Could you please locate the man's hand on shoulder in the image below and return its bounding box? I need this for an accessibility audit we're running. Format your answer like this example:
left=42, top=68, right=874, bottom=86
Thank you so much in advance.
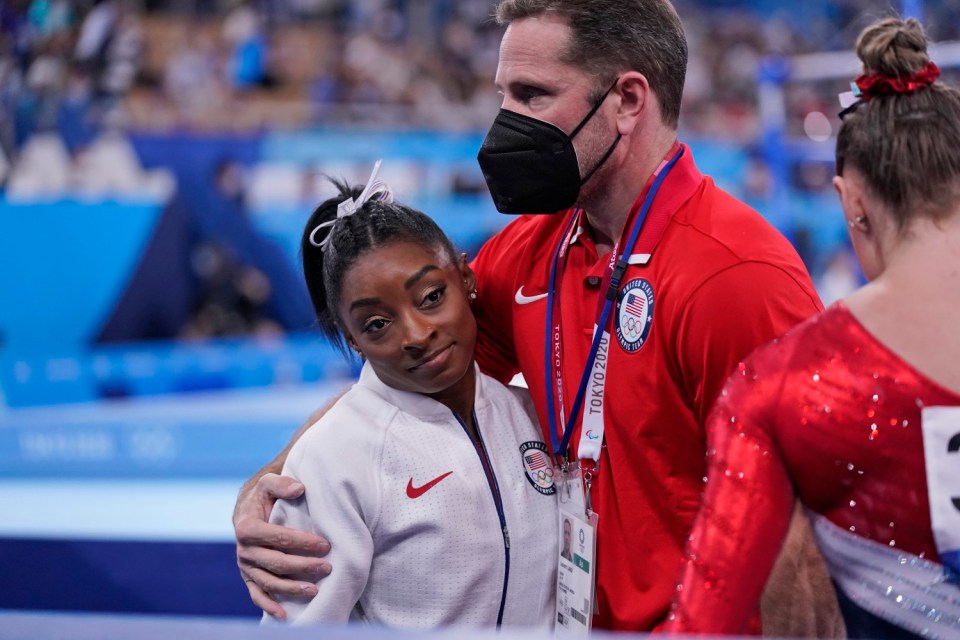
left=234, top=472, right=332, bottom=620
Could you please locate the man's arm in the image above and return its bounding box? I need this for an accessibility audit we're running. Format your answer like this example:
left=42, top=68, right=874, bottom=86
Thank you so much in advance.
left=233, top=394, right=343, bottom=619
left=674, top=263, right=842, bottom=637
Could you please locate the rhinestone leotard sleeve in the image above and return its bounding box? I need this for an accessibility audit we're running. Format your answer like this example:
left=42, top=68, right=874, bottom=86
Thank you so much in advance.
left=667, top=303, right=958, bottom=634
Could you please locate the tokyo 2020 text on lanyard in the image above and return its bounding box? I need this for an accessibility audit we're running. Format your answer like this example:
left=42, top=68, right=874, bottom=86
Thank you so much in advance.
left=543, top=146, right=684, bottom=492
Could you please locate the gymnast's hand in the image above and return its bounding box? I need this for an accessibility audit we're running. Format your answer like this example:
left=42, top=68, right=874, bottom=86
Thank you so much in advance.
left=234, top=471, right=332, bottom=619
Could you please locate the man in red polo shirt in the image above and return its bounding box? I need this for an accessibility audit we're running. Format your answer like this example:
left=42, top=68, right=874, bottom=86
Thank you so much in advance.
left=234, top=0, right=843, bottom=634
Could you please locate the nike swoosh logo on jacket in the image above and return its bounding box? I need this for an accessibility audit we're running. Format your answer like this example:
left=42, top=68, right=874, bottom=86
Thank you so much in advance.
left=406, top=471, right=453, bottom=498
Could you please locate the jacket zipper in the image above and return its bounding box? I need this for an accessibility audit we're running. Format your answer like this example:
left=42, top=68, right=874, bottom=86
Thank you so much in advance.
left=454, top=410, right=510, bottom=626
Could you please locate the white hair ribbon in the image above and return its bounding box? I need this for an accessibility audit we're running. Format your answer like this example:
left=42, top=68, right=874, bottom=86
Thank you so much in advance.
left=309, top=159, right=394, bottom=251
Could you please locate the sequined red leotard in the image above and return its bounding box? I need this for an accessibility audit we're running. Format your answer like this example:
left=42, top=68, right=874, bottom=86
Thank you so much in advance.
left=667, top=302, right=960, bottom=637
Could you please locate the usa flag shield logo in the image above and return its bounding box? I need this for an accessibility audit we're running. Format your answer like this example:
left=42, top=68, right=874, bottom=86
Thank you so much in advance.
left=519, top=441, right=556, bottom=495
left=615, top=278, right=654, bottom=353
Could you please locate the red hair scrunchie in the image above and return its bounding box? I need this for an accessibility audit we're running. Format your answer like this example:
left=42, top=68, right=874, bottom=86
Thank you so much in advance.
left=854, top=60, right=941, bottom=99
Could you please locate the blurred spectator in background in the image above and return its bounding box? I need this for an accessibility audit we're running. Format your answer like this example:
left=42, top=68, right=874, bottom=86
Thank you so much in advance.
left=178, top=157, right=314, bottom=340
left=74, top=0, right=142, bottom=118
left=162, top=24, right=228, bottom=127
left=223, top=0, right=272, bottom=92
left=180, top=242, right=283, bottom=340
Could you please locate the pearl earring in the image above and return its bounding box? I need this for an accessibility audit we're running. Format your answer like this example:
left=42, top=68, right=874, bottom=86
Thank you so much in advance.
left=847, top=215, right=868, bottom=230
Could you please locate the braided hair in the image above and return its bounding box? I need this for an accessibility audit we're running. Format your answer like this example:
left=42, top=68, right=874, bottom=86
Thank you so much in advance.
left=301, top=178, right=459, bottom=355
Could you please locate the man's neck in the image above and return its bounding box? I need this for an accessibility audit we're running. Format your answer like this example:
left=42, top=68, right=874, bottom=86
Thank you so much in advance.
left=586, top=210, right=628, bottom=258
left=582, top=133, right=678, bottom=257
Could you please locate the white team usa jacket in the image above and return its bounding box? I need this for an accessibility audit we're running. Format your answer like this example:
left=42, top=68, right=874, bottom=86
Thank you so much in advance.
left=267, top=362, right=559, bottom=628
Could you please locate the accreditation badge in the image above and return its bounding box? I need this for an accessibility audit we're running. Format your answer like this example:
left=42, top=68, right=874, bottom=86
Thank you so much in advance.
left=555, top=471, right=598, bottom=636
left=921, top=407, right=960, bottom=580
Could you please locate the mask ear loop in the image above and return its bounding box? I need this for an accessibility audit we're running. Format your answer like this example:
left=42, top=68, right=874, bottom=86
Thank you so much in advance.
left=567, top=78, right=619, bottom=141
left=569, top=78, right=622, bottom=187
left=579, top=133, right=622, bottom=186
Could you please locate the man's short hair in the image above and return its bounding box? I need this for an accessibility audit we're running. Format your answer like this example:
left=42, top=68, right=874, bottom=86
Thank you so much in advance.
left=496, top=0, right=688, bottom=128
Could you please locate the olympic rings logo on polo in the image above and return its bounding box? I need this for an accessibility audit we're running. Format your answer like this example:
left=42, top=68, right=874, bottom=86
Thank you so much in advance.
left=621, top=316, right=645, bottom=340
left=584, top=429, right=600, bottom=440
left=615, top=278, right=654, bottom=353
left=519, top=441, right=556, bottom=495
left=534, top=468, right=554, bottom=483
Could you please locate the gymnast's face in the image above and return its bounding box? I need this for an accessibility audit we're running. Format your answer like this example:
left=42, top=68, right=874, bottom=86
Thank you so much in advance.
left=338, top=241, right=478, bottom=409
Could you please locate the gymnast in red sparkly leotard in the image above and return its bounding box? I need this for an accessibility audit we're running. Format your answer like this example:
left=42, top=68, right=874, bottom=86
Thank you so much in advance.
left=668, top=17, right=960, bottom=639
left=669, top=303, right=960, bottom=637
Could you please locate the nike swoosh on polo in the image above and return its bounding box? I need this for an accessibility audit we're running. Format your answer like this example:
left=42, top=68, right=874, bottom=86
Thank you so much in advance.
left=515, top=287, right=549, bottom=305
left=406, top=471, right=454, bottom=499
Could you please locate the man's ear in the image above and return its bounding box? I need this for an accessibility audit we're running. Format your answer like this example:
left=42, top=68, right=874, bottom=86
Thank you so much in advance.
left=613, top=71, right=650, bottom=135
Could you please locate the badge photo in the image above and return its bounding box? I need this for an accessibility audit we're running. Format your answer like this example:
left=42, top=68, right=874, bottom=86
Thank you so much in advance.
left=615, top=278, right=654, bottom=353
left=519, top=441, right=556, bottom=495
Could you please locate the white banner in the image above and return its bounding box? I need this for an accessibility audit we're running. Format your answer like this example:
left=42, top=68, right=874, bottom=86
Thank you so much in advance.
left=921, top=406, right=960, bottom=576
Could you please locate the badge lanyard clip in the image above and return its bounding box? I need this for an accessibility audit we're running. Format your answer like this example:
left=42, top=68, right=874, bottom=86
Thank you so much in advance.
left=583, top=470, right=594, bottom=516
left=605, top=260, right=627, bottom=302
left=558, top=455, right=573, bottom=503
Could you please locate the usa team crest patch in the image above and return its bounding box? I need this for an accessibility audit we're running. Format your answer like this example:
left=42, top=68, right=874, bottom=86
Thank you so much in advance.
left=615, top=278, right=654, bottom=353
left=519, top=441, right=556, bottom=495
